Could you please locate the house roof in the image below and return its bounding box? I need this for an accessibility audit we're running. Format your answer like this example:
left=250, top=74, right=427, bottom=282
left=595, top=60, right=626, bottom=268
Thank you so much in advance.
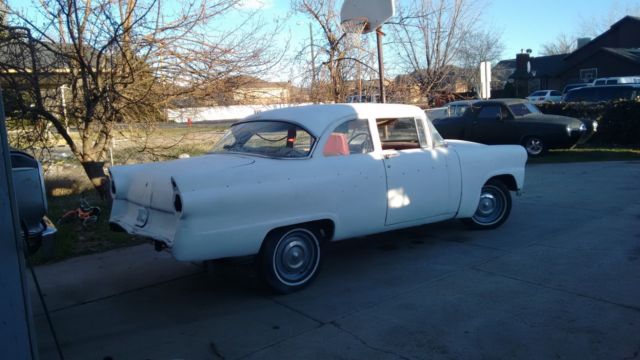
left=601, top=47, right=640, bottom=64
left=496, top=53, right=568, bottom=79
left=563, top=15, right=640, bottom=62
left=528, top=54, right=567, bottom=77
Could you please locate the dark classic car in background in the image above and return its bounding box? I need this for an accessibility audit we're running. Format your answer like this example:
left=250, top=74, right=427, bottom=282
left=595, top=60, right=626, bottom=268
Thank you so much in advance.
left=432, top=99, right=597, bottom=156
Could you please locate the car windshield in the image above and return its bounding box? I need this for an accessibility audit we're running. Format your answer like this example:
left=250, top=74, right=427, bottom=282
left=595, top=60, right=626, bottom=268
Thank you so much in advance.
left=509, top=103, right=541, bottom=116
left=211, top=121, right=316, bottom=158
left=530, top=91, right=546, bottom=97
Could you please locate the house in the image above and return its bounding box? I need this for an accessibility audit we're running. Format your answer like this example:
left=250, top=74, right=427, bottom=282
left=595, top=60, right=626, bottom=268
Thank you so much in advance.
left=227, top=76, right=292, bottom=105
left=493, top=15, right=640, bottom=95
left=558, top=16, right=640, bottom=84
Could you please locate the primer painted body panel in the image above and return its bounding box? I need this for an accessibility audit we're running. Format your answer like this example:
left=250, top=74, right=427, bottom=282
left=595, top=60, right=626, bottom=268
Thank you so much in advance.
left=109, top=104, right=526, bottom=261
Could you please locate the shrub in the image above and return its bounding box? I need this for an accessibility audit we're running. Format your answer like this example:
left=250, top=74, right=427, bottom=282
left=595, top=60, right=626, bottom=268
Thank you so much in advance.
left=536, top=100, right=640, bottom=147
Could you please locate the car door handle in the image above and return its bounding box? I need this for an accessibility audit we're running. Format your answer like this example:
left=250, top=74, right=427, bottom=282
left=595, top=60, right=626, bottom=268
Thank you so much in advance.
left=383, top=152, right=399, bottom=159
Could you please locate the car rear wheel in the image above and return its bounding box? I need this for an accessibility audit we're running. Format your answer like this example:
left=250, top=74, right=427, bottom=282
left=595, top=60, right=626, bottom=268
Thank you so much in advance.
left=463, top=179, right=512, bottom=230
left=523, top=136, right=546, bottom=157
left=260, top=227, right=321, bottom=294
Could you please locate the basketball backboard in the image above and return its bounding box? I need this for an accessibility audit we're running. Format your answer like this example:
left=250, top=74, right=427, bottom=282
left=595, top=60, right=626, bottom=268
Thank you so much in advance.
left=340, top=0, right=395, bottom=33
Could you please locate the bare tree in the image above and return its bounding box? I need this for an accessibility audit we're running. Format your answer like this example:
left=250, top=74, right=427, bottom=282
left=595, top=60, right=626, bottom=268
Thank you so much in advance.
left=578, top=2, right=640, bottom=38
left=292, top=0, right=375, bottom=103
left=389, top=0, right=485, bottom=100
left=456, top=29, right=504, bottom=93
left=540, top=33, right=576, bottom=55
left=0, top=0, right=283, bottom=198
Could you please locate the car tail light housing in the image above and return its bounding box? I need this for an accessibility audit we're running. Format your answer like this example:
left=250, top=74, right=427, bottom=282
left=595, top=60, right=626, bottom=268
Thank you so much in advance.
left=171, top=177, right=183, bottom=214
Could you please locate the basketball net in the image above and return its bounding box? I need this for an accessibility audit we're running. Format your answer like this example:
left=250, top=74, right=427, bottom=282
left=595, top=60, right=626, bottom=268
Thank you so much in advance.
left=341, top=17, right=369, bottom=49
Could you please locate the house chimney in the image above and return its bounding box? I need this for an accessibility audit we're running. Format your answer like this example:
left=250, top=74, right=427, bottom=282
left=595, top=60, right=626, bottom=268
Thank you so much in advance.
left=515, top=52, right=530, bottom=77
left=577, top=37, right=591, bottom=49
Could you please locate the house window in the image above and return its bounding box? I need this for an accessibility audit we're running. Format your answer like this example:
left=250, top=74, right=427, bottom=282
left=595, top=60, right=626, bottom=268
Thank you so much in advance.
left=580, top=68, right=598, bottom=82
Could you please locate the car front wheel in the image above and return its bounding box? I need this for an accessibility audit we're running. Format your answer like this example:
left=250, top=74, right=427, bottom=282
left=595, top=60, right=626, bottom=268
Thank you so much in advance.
left=463, top=179, right=512, bottom=230
left=260, top=227, right=321, bottom=293
left=523, top=136, right=546, bottom=157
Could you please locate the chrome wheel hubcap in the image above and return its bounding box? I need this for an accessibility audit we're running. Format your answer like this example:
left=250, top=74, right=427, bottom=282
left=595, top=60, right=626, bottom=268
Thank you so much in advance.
left=273, top=229, right=319, bottom=286
left=526, top=139, right=543, bottom=155
left=477, top=193, right=497, bottom=216
left=472, top=185, right=506, bottom=225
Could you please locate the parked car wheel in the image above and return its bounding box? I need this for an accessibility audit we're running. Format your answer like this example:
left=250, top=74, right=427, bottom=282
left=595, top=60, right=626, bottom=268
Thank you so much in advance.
left=260, top=227, right=321, bottom=293
left=463, top=179, right=512, bottom=230
left=523, top=136, right=546, bottom=157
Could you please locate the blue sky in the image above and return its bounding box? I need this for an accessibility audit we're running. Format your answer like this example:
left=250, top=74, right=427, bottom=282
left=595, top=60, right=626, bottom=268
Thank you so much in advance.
left=241, top=0, right=640, bottom=79
left=485, top=0, right=640, bottom=58
left=262, top=0, right=639, bottom=56
left=10, top=0, right=640, bottom=79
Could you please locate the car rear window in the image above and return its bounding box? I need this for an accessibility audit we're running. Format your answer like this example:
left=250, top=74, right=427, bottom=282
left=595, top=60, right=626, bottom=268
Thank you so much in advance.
left=449, top=104, right=470, bottom=116
left=211, top=121, right=315, bottom=158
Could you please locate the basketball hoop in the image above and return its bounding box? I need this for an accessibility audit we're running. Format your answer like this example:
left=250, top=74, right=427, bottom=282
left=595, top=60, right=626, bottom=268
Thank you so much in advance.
left=340, top=0, right=396, bottom=103
left=341, top=17, right=369, bottom=48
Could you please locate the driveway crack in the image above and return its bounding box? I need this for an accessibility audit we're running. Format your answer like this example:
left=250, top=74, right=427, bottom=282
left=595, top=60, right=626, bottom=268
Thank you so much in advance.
left=267, top=296, right=325, bottom=326
left=473, top=267, right=640, bottom=313
left=330, top=321, right=413, bottom=360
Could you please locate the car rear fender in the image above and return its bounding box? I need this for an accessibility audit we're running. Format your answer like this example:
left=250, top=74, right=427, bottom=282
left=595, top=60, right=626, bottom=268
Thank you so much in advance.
left=448, top=142, right=526, bottom=218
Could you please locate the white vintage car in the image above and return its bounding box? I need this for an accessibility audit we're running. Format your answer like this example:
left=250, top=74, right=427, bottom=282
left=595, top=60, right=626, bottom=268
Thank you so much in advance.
left=109, top=104, right=527, bottom=293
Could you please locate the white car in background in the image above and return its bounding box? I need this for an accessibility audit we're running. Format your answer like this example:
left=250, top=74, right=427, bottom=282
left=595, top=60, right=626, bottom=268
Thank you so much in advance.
left=109, top=104, right=527, bottom=293
left=526, top=90, right=563, bottom=104
left=592, top=76, right=640, bottom=85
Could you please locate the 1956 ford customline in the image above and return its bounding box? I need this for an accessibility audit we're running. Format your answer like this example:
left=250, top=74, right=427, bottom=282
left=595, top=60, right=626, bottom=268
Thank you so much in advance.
left=109, top=104, right=527, bottom=293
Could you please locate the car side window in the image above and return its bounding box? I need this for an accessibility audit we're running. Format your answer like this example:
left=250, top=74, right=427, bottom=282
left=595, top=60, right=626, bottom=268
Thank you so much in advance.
left=477, top=105, right=501, bottom=120
left=323, top=119, right=373, bottom=157
left=377, top=117, right=423, bottom=150
left=551, top=90, right=562, bottom=96
left=508, top=103, right=530, bottom=117
left=606, top=87, right=632, bottom=101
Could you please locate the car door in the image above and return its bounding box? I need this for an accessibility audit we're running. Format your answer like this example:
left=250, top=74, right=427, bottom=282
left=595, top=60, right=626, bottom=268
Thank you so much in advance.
left=467, top=104, right=507, bottom=144
left=377, top=117, right=452, bottom=225
left=320, top=119, right=388, bottom=235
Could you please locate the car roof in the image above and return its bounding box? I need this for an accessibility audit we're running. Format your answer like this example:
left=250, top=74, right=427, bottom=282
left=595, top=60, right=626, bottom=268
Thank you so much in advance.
left=243, top=103, right=426, bottom=137
left=568, top=83, right=640, bottom=92
left=445, top=100, right=479, bottom=106
left=471, top=98, right=529, bottom=106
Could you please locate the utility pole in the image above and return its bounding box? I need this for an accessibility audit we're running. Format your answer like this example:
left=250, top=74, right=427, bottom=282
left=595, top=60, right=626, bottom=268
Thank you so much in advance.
left=376, top=27, right=386, bottom=103
left=309, top=23, right=317, bottom=103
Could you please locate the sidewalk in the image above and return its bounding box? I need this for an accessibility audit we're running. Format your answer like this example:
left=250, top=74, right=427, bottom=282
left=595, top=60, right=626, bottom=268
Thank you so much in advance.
left=29, top=244, right=201, bottom=315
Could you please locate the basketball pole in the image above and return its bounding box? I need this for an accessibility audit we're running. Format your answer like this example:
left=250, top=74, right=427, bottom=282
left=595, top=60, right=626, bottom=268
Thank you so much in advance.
left=376, top=26, right=386, bottom=103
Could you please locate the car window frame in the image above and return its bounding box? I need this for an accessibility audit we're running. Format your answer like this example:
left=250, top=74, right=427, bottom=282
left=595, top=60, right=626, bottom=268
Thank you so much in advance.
left=376, top=117, right=427, bottom=151
left=210, top=120, right=318, bottom=160
left=322, top=118, right=374, bottom=157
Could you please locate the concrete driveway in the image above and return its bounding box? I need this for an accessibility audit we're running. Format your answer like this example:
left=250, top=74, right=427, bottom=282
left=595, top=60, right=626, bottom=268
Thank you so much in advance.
left=33, top=161, right=640, bottom=360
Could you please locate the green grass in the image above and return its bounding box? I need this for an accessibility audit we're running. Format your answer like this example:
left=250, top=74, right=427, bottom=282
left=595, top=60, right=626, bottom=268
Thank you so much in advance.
left=528, top=148, right=640, bottom=164
left=30, top=190, right=145, bottom=265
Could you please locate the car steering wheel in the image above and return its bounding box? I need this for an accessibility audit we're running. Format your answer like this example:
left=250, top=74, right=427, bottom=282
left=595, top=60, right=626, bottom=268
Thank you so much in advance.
left=348, top=133, right=372, bottom=153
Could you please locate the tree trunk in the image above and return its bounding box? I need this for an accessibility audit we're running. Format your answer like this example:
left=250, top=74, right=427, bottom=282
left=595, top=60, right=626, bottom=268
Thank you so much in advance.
left=80, top=161, right=110, bottom=200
